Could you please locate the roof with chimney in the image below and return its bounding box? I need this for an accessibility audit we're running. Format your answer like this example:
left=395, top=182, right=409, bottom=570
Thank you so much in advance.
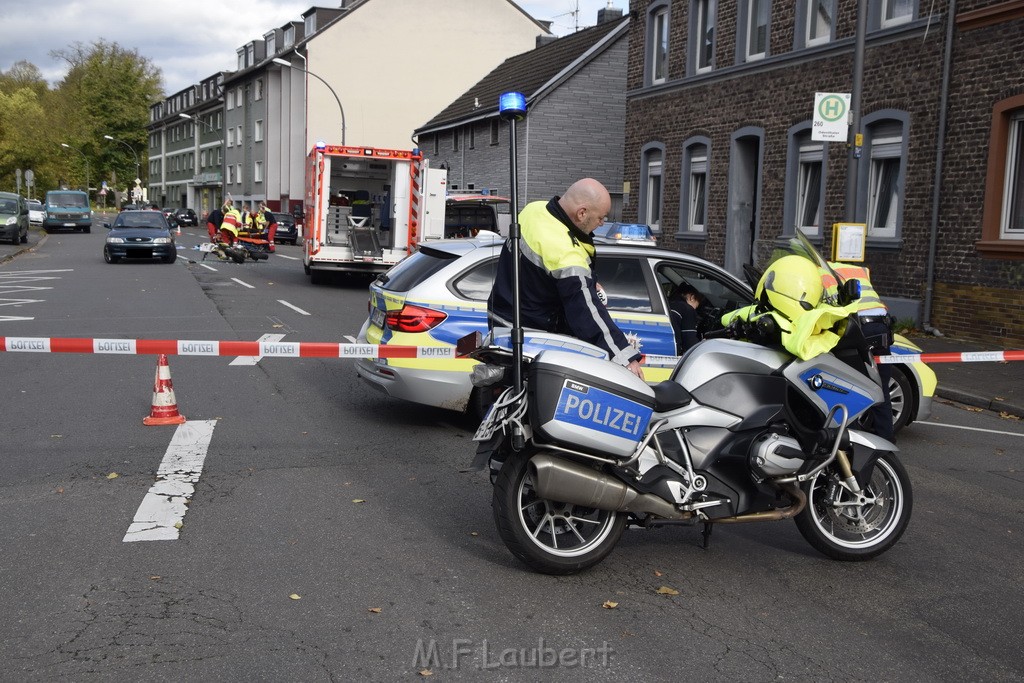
left=415, top=15, right=628, bottom=134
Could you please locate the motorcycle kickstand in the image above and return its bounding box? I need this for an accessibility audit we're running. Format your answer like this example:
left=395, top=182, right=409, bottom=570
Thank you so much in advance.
left=701, top=522, right=713, bottom=549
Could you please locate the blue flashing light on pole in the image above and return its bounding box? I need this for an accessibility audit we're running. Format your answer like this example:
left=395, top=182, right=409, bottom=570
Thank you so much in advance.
left=498, top=92, right=527, bottom=121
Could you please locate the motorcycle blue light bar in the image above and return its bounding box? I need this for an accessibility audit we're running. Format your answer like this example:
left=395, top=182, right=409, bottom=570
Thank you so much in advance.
left=498, top=92, right=527, bottom=120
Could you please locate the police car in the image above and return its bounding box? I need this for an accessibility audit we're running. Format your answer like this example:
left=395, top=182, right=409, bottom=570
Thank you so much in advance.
left=355, top=234, right=935, bottom=432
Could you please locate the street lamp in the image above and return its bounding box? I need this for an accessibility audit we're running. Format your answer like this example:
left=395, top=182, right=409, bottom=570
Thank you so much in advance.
left=179, top=112, right=218, bottom=133
left=103, top=134, right=141, bottom=184
left=59, top=143, right=90, bottom=194
left=272, top=57, right=346, bottom=144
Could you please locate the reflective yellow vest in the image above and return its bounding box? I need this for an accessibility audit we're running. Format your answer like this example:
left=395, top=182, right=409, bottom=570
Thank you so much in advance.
left=822, top=262, right=887, bottom=313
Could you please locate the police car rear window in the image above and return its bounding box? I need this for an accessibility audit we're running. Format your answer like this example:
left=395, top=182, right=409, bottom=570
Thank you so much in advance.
left=379, top=247, right=459, bottom=292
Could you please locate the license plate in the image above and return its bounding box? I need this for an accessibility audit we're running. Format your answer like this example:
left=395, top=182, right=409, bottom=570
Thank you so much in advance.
left=64, top=223, right=76, bottom=227
left=370, top=307, right=386, bottom=329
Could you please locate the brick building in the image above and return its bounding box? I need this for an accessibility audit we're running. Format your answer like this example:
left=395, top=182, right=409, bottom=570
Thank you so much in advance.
left=623, top=0, right=1024, bottom=346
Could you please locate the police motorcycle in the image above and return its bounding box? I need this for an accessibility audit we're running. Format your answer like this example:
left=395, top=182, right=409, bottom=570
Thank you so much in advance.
left=465, top=231, right=912, bottom=575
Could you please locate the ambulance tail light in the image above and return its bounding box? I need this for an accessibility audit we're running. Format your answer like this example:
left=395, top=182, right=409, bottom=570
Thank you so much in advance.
left=386, top=305, right=447, bottom=333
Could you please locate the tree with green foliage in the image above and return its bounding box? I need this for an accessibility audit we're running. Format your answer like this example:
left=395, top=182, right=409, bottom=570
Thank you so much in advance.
left=0, top=40, right=162, bottom=199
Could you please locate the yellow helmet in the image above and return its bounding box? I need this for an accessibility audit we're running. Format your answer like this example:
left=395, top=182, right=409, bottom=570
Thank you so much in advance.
left=755, top=255, right=823, bottom=320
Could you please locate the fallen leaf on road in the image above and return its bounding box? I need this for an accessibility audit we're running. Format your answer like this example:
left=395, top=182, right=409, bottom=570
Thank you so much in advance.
left=470, top=532, right=479, bottom=537
left=999, top=412, right=1021, bottom=420
left=289, top=594, right=302, bottom=600
left=418, top=670, right=433, bottom=677
left=654, top=569, right=663, bottom=577
left=368, top=607, right=382, bottom=613
left=602, top=601, right=619, bottom=609
left=174, top=521, right=183, bottom=529
left=353, top=499, right=365, bottom=504
left=55, top=486, right=65, bottom=495
left=107, top=472, right=119, bottom=479
left=656, top=586, right=680, bottom=596
left=149, top=576, right=161, bottom=581
left=995, top=396, right=1005, bottom=400
left=966, top=407, right=982, bottom=412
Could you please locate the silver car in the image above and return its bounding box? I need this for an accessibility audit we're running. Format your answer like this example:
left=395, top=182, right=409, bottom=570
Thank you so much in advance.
left=356, top=235, right=935, bottom=431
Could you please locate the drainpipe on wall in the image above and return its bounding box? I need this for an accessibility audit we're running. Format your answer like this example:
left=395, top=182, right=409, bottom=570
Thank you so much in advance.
left=922, top=0, right=956, bottom=336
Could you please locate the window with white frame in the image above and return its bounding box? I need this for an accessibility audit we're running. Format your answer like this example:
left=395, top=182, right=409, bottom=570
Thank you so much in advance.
left=236, top=87, right=243, bottom=107
left=284, top=26, right=294, bottom=48
left=304, top=14, right=316, bottom=36
left=805, top=0, right=835, bottom=46
left=254, top=161, right=263, bottom=183
left=866, top=121, right=903, bottom=239
left=643, top=148, right=664, bottom=232
left=237, top=126, right=243, bottom=146
left=227, top=165, right=233, bottom=184
left=255, top=120, right=263, bottom=142
left=693, top=0, right=716, bottom=74
left=744, top=0, right=769, bottom=61
left=236, top=164, right=242, bottom=185
left=226, top=90, right=234, bottom=110
left=246, top=45, right=254, bottom=66
left=796, top=141, right=824, bottom=235
left=255, top=79, right=263, bottom=101
left=266, top=34, right=276, bottom=55
left=649, top=5, right=669, bottom=84
left=689, top=148, right=707, bottom=233
left=201, top=150, right=207, bottom=168
left=227, top=128, right=234, bottom=147
left=237, top=51, right=244, bottom=71
left=1001, top=111, right=1024, bottom=239
left=881, top=0, right=913, bottom=27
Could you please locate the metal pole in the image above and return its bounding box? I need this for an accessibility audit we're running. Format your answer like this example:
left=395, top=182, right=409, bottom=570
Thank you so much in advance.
left=845, top=0, right=869, bottom=222
left=272, top=58, right=345, bottom=145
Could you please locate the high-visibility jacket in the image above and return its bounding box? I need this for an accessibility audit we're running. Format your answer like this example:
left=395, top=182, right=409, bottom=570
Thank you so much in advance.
left=822, top=262, right=888, bottom=314
left=488, top=198, right=641, bottom=367
left=220, top=208, right=242, bottom=237
left=722, top=298, right=860, bottom=361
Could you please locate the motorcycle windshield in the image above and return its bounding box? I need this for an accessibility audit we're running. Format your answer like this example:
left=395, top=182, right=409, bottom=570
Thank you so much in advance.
left=787, top=228, right=844, bottom=287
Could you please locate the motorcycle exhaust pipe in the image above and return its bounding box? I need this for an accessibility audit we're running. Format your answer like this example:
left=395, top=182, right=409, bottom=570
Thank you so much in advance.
left=713, top=482, right=807, bottom=524
left=529, top=454, right=686, bottom=521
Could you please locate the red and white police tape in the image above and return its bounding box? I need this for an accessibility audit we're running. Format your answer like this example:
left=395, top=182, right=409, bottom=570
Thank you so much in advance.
left=1, top=337, right=1021, bottom=366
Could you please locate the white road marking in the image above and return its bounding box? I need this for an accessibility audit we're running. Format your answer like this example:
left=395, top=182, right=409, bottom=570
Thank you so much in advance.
left=278, top=300, right=310, bottom=316
left=344, top=335, right=357, bottom=343
left=918, top=421, right=1024, bottom=438
left=275, top=253, right=300, bottom=260
left=231, top=277, right=255, bottom=289
left=123, top=419, right=217, bottom=542
left=230, top=332, right=285, bottom=365
left=0, top=269, right=70, bottom=322
left=199, top=263, right=217, bottom=271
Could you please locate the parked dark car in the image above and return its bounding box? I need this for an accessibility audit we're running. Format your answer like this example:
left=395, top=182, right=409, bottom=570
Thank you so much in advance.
left=103, top=210, right=177, bottom=264
left=271, top=212, right=299, bottom=245
left=0, top=192, right=29, bottom=244
left=174, top=208, right=198, bottom=226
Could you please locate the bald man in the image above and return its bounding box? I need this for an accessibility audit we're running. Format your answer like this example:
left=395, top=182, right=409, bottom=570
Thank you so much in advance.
left=488, top=178, right=644, bottom=379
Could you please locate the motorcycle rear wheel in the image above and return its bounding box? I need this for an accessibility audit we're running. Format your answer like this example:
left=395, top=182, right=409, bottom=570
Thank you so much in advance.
left=794, top=451, right=912, bottom=561
left=492, top=451, right=626, bottom=575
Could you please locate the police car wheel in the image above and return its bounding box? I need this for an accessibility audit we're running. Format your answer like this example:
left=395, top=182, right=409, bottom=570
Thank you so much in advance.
left=492, top=450, right=626, bottom=575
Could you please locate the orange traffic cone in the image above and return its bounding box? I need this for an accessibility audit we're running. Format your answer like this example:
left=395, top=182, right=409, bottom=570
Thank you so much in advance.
left=143, top=354, right=186, bottom=425
left=176, top=223, right=182, bottom=236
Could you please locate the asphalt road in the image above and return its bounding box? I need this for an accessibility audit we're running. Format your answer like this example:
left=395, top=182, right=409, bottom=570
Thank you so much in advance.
left=1, top=222, right=1022, bottom=681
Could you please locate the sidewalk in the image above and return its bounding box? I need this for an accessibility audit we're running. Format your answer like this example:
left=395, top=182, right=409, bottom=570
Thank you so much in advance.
left=907, top=333, right=1024, bottom=419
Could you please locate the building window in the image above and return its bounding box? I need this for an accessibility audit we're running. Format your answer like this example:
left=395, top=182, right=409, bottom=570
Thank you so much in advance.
left=432, top=135, right=438, bottom=156
left=304, top=14, right=316, bottom=36
left=255, top=119, right=263, bottom=142
left=237, top=126, right=243, bottom=146
left=680, top=138, right=710, bottom=234
left=881, top=0, right=914, bottom=27
left=254, top=161, right=263, bottom=183
left=201, top=150, right=207, bottom=168
left=796, top=143, right=824, bottom=236
left=641, top=144, right=665, bottom=232
left=237, top=51, right=244, bottom=71
left=236, top=87, right=243, bottom=107
left=741, top=0, right=769, bottom=62
left=255, top=79, right=263, bottom=101
left=490, top=120, right=499, bottom=146
left=980, top=97, right=1024, bottom=255
left=266, top=34, right=276, bottom=55
left=857, top=112, right=908, bottom=241
left=227, top=166, right=233, bottom=184
left=453, top=129, right=461, bottom=152
left=647, top=3, right=670, bottom=85
left=802, top=0, right=835, bottom=46
left=691, top=0, right=717, bottom=74
left=246, top=45, right=254, bottom=67
left=284, top=26, right=294, bottom=48
left=1000, top=112, right=1024, bottom=239
left=469, top=125, right=475, bottom=150
left=226, top=90, right=234, bottom=111
left=215, top=112, right=222, bottom=130
left=236, top=164, right=242, bottom=185
left=227, top=128, right=234, bottom=147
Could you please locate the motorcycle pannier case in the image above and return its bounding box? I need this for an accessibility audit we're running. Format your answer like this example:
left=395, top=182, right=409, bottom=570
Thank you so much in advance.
left=528, top=350, right=655, bottom=459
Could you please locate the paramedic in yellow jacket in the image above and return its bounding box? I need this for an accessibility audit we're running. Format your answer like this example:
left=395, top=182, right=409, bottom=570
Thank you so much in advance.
left=488, top=178, right=644, bottom=379
left=721, top=255, right=860, bottom=361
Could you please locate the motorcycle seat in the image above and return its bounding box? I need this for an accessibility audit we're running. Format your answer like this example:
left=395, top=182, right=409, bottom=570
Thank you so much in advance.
left=652, top=381, right=691, bottom=412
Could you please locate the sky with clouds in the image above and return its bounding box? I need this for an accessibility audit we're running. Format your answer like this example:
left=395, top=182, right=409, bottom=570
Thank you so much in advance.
left=0, top=1, right=622, bottom=95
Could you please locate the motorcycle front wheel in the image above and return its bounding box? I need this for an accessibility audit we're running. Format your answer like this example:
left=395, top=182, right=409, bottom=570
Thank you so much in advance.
left=492, top=451, right=626, bottom=575
left=794, top=451, right=912, bottom=561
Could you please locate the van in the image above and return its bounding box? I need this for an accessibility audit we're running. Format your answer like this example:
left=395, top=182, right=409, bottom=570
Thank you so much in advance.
left=43, top=190, right=92, bottom=233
